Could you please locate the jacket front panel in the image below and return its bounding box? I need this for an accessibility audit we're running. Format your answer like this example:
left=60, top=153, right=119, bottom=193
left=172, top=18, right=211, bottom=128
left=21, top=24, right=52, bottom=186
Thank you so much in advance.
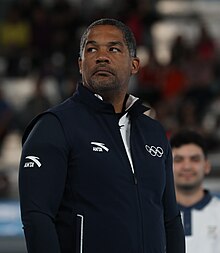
left=54, top=104, right=143, bottom=253
left=49, top=85, right=172, bottom=253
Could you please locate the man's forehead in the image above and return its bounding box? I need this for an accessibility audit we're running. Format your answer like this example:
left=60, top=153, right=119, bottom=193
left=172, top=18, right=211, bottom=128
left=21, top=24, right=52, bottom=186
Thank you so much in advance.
left=86, top=25, right=125, bottom=41
left=173, top=145, right=204, bottom=157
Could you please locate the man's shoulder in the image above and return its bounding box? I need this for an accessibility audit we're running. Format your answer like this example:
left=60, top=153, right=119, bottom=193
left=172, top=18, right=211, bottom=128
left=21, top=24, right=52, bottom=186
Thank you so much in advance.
left=21, top=95, right=81, bottom=145
left=210, top=195, right=220, bottom=206
left=49, top=96, right=78, bottom=113
left=140, top=111, right=167, bottom=134
left=200, top=194, right=220, bottom=215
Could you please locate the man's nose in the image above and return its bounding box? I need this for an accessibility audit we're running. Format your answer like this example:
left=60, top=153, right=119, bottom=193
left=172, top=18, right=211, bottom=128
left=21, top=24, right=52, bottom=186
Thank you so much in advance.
left=96, top=50, right=110, bottom=64
left=182, top=160, right=192, bottom=170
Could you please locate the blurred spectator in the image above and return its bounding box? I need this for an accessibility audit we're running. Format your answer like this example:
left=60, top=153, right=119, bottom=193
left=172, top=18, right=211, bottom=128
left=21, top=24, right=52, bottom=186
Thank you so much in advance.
left=0, top=87, right=14, bottom=155
left=48, top=0, right=82, bottom=98
left=125, top=5, right=145, bottom=45
left=49, top=0, right=78, bottom=57
left=176, top=99, right=202, bottom=132
left=153, top=99, right=178, bottom=137
left=202, top=92, right=220, bottom=150
left=182, top=83, right=214, bottom=126
left=0, top=172, right=10, bottom=198
left=161, top=62, right=188, bottom=102
left=137, top=49, right=163, bottom=106
left=170, top=35, right=190, bottom=65
left=183, top=22, right=216, bottom=111
left=0, top=5, right=31, bottom=48
left=194, top=22, right=217, bottom=63
left=30, top=3, right=52, bottom=70
left=19, top=76, right=52, bottom=130
left=0, top=4, right=31, bottom=76
left=18, top=0, right=35, bottom=21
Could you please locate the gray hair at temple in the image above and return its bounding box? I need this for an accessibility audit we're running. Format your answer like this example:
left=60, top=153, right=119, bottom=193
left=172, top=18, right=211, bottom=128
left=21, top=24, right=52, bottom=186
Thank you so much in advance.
left=79, top=18, right=137, bottom=58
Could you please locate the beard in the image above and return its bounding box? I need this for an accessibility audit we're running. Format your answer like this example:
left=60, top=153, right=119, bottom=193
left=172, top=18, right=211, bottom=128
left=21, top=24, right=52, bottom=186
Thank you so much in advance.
left=176, top=178, right=203, bottom=193
left=86, top=74, right=122, bottom=94
left=177, top=184, right=198, bottom=192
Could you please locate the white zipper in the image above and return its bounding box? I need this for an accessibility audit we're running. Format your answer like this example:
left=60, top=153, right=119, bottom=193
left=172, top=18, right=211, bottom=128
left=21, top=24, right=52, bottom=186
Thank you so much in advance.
left=77, top=214, right=84, bottom=253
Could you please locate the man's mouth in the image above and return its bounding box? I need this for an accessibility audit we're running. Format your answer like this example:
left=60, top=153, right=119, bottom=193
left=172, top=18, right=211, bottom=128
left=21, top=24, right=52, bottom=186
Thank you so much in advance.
left=93, top=68, right=114, bottom=76
left=180, top=172, right=195, bottom=180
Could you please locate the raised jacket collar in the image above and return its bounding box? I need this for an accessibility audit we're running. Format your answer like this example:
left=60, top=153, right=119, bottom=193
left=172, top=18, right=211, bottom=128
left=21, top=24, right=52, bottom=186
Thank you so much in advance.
left=73, top=83, right=150, bottom=117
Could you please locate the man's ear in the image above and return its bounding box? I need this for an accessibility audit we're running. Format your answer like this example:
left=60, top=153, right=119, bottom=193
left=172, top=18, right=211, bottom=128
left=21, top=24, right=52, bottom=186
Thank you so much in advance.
left=131, top=57, right=140, bottom=75
left=78, top=57, right=82, bottom=74
left=204, top=160, right=211, bottom=175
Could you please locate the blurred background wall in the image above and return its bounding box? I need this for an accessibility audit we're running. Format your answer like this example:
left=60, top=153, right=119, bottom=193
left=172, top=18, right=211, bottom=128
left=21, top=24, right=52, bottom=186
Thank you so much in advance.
left=1, top=0, right=220, bottom=252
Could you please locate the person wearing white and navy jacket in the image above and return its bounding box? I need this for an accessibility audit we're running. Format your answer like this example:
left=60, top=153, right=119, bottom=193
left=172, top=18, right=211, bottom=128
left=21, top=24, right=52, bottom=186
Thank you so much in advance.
left=19, top=18, right=185, bottom=253
left=170, top=129, right=220, bottom=253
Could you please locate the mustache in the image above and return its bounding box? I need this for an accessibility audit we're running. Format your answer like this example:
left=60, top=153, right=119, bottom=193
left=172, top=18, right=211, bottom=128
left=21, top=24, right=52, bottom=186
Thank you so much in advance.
left=92, top=65, right=115, bottom=75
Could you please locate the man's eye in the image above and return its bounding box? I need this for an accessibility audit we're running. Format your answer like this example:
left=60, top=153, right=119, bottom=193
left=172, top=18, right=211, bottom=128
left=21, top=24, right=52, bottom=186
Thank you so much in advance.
left=110, top=47, right=120, bottom=52
left=174, top=157, right=183, bottom=163
left=87, top=48, right=97, bottom=52
left=191, top=157, right=201, bottom=162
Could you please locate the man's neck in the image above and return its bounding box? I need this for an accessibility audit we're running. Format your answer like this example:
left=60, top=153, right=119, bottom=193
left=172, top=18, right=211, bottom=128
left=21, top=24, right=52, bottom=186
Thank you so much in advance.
left=176, top=187, right=205, bottom=207
left=97, top=90, right=127, bottom=113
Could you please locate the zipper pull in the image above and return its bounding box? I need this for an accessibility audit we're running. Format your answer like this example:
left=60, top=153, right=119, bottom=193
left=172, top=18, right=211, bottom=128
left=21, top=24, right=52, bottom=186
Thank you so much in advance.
left=133, top=173, right=138, bottom=185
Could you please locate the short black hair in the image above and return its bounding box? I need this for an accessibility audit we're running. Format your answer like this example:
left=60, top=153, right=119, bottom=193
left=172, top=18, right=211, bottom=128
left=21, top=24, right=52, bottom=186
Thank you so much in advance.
left=170, top=129, right=208, bottom=158
left=79, top=18, right=137, bottom=58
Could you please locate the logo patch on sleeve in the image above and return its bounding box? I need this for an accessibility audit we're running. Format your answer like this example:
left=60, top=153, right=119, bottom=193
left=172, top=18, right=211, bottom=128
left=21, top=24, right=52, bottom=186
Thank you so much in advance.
left=24, top=156, right=42, bottom=168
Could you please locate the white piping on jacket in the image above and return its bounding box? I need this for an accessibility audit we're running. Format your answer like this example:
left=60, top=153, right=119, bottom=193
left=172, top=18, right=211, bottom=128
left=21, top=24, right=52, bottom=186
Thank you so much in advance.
left=77, top=214, right=84, bottom=253
left=119, top=112, right=135, bottom=174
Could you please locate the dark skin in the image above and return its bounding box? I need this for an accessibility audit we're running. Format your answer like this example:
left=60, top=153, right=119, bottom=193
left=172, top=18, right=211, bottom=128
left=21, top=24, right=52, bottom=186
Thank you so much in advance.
left=78, top=25, right=140, bottom=113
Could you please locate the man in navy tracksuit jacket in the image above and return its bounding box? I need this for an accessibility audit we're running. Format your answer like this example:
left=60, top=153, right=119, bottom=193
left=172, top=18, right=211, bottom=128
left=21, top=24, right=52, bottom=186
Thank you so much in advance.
left=19, top=18, right=185, bottom=253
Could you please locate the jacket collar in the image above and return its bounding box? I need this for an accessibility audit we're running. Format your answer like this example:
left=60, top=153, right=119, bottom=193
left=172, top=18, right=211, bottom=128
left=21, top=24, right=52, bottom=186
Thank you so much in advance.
left=178, top=190, right=212, bottom=211
left=73, top=83, right=150, bottom=117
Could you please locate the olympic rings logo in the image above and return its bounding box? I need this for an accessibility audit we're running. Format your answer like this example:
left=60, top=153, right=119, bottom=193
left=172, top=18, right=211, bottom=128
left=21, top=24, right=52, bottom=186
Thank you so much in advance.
left=145, top=145, right=164, bottom=157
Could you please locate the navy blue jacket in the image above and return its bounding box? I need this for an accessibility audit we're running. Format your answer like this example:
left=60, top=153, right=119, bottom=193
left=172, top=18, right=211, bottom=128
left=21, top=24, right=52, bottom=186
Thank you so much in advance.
left=19, top=84, right=185, bottom=253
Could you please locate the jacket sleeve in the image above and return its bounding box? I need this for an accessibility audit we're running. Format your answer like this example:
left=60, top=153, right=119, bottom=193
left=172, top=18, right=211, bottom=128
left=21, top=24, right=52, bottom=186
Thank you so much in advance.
left=163, top=143, right=185, bottom=253
left=19, top=113, right=69, bottom=253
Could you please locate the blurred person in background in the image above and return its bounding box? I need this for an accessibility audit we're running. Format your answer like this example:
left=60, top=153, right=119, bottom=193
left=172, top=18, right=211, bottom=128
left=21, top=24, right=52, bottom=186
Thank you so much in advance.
left=170, top=129, right=220, bottom=253
left=0, top=87, right=14, bottom=198
left=19, top=18, right=185, bottom=253
left=18, top=75, right=52, bottom=131
left=0, top=87, right=14, bottom=155
left=0, top=171, right=10, bottom=198
left=0, top=3, right=31, bottom=76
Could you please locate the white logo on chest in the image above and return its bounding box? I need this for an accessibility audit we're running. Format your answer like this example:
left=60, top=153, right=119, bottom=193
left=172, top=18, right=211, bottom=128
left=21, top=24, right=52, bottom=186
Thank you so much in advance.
left=145, top=145, right=164, bottom=157
left=91, top=142, right=109, bottom=152
left=207, top=225, right=218, bottom=239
